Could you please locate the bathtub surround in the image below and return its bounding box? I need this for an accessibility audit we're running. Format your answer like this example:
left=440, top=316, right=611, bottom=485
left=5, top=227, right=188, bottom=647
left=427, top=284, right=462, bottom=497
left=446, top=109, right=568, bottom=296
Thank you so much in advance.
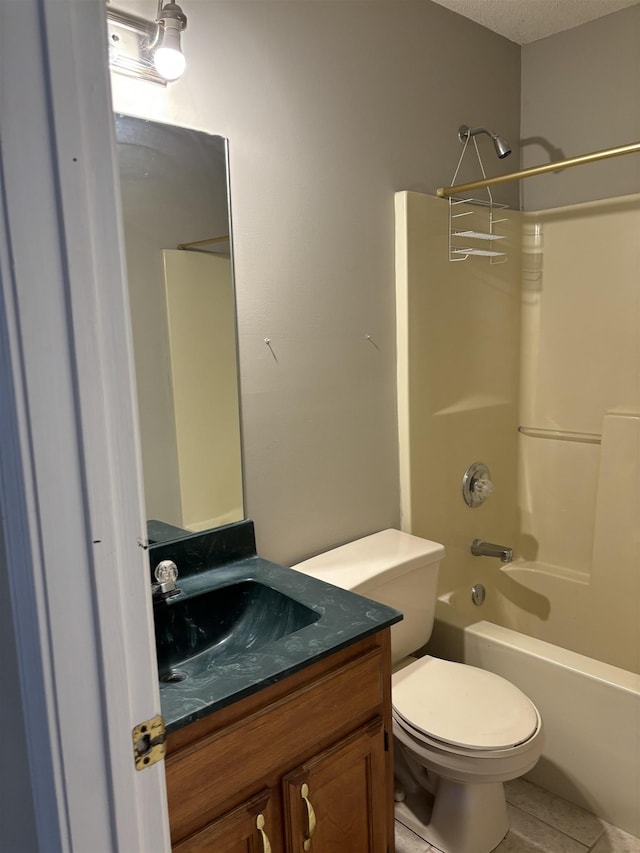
left=396, top=189, right=640, bottom=834
left=517, top=197, right=640, bottom=673
left=396, top=191, right=640, bottom=669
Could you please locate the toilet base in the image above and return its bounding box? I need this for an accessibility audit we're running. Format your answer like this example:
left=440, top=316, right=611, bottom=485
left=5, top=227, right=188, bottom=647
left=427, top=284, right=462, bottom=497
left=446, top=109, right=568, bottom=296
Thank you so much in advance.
left=395, top=778, right=509, bottom=853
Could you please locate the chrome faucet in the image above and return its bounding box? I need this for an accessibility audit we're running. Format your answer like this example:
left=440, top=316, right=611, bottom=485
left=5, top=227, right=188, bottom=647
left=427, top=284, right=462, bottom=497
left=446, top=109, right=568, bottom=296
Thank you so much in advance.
left=470, top=539, right=513, bottom=563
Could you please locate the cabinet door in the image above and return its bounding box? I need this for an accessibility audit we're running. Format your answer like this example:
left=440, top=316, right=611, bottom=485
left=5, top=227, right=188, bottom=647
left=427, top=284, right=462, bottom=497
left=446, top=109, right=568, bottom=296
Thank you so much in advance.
left=173, top=788, right=276, bottom=853
left=282, top=718, right=387, bottom=853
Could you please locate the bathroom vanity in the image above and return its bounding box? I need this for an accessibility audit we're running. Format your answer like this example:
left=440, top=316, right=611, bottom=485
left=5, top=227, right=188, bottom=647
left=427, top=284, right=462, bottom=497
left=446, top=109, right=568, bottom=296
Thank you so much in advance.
left=165, top=629, right=393, bottom=851
left=150, top=522, right=400, bottom=852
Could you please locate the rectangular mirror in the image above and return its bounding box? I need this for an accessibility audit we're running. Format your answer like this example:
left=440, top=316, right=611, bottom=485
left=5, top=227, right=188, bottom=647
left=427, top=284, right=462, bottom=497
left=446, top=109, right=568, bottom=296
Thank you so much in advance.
left=115, top=114, right=244, bottom=544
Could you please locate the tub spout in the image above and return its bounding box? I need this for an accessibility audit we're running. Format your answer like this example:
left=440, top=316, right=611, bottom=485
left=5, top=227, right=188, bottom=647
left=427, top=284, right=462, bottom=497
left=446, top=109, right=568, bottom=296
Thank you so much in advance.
left=471, top=539, right=513, bottom=563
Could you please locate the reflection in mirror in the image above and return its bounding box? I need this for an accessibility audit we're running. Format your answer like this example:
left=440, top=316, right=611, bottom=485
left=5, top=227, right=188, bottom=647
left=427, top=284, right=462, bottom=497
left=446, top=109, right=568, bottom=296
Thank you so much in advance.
left=115, top=114, right=244, bottom=544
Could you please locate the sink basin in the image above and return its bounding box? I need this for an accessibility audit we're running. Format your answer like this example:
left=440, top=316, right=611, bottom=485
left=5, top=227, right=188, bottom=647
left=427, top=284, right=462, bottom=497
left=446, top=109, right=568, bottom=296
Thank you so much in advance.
left=154, top=580, right=320, bottom=676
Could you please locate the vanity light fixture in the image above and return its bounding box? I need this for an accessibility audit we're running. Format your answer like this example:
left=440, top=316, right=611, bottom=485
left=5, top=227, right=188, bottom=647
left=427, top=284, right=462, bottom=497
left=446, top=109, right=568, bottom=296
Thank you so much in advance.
left=106, top=0, right=187, bottom=85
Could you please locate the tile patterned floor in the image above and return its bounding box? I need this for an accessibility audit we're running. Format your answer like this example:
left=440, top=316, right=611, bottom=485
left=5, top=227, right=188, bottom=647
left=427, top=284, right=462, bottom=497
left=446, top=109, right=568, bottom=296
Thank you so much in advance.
left=395, top=778, right=640, bottom=853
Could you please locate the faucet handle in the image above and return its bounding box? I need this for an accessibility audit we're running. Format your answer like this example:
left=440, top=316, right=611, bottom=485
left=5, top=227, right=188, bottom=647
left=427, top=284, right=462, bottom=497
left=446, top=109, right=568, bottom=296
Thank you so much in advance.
left=473, top=477, right=494, bottom=500
left=152, top=560, right=180, bottom=600
left=154, top=559, right=178, bottom=585
left=462, top=462, right=493, bottom=507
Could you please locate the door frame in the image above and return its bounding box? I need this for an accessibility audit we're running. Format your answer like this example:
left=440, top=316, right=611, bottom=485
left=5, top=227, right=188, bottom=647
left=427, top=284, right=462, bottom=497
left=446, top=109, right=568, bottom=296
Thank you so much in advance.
left=0, top=0, right=170, bottom=848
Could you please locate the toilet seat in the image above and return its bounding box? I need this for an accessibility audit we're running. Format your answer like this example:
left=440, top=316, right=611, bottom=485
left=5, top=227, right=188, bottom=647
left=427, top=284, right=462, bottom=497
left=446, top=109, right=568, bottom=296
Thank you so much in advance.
left=392, top=656, right=539, bottom=751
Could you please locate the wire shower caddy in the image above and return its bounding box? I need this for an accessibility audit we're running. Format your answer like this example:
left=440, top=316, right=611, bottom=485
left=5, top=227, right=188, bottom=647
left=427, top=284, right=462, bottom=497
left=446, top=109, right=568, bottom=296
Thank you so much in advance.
left=447, top=135, right=509, bottom=263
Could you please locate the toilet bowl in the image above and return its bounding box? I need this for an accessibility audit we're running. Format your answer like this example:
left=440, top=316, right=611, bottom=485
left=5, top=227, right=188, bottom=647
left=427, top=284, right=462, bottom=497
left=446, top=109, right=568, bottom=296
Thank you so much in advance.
left=392, top=655, right=543, bottom=853
left=293, top=529, right=544, bottom=853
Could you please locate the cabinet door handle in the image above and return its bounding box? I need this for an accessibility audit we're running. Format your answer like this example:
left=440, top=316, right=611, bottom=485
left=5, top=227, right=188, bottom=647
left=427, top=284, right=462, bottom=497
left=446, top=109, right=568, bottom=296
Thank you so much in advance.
left=300, top=783, right=316, bottom=851
left=256, top=813, right=272, bottom=853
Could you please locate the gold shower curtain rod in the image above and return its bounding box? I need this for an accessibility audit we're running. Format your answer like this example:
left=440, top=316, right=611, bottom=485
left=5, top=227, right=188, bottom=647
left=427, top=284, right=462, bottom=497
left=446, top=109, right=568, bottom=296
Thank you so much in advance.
left=177, top=235, right=229, bottom=250
left=436, top=140, right=640, bottom=199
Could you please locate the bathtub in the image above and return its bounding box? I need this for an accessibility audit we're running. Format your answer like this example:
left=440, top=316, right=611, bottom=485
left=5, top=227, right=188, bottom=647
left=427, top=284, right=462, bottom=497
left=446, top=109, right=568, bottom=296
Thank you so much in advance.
left=427, top=588, right=640, bottom=837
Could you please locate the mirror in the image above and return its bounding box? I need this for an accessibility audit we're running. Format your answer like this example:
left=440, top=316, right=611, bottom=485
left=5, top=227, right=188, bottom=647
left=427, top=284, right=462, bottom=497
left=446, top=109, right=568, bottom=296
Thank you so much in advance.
left=115, top=114, right=243, bottom=545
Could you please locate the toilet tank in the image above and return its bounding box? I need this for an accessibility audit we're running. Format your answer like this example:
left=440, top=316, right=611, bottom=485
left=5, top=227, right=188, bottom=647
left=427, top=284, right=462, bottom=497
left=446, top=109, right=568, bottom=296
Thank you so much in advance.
left=292, top=529, right=445, bottom=664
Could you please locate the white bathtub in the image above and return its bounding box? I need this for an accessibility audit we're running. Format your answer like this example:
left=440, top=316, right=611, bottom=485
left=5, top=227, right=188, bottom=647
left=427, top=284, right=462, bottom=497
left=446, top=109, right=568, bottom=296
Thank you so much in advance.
left=427, top=589, right=640, bottom=837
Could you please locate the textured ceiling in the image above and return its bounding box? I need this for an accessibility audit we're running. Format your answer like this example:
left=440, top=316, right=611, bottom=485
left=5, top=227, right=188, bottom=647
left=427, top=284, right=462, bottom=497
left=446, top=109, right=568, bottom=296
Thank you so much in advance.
left=431, top=0, right=640, bottom=43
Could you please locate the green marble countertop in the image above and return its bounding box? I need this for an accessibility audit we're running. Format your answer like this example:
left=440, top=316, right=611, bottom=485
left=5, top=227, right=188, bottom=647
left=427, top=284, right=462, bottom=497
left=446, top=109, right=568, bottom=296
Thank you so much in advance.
left=149, top=523, right=401, bottom=733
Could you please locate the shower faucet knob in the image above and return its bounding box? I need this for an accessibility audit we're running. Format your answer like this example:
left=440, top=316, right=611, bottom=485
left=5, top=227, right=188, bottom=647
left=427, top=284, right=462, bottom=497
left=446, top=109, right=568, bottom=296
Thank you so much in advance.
left=473, top=477, right=493, bottom=500
left=462, top=462, right=493, bottom=507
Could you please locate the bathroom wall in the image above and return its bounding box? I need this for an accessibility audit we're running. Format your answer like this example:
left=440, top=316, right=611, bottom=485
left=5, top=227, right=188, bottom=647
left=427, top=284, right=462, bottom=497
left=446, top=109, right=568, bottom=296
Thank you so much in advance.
left=111, top=0, right=520, bottom=565
left=521, top=4, right=640, bottom=211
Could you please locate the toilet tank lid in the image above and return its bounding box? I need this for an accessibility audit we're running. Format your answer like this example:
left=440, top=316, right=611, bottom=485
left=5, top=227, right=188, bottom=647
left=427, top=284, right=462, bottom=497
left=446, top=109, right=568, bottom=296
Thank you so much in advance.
left=292, top=529, right=445, bottom=592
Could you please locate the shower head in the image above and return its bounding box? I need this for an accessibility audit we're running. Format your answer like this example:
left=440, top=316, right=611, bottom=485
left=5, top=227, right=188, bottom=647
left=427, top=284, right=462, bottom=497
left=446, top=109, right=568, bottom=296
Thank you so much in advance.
left=459, top=125, right=512, bottom=159
left=493, top=134, right=512, bottom=159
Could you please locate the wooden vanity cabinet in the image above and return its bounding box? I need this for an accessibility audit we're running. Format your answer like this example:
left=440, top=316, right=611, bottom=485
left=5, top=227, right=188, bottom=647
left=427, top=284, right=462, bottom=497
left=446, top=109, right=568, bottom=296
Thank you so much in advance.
left=165, top=630, right=394, bottom=853
left=172, top=788, right=277, bottom=853
left=282, top=717, right=387, bottom=852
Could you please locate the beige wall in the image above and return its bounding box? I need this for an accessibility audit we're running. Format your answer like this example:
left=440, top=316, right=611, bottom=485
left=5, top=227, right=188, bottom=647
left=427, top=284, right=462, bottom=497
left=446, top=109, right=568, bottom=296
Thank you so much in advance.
left=111, top=1, right=520, bottom=564
left=521, top=4, right=640, bottom=211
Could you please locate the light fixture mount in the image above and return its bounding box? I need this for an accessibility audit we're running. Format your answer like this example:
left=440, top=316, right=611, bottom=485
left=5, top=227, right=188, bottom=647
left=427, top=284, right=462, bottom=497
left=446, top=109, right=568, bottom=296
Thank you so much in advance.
left=157, top=1, right=187, bottom=29
left=106, top=0, right=187, bottom=85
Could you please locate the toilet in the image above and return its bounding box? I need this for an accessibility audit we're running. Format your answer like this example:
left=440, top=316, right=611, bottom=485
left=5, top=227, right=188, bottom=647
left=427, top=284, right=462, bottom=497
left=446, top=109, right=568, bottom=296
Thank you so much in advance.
left=293, top=528, right=543, bottom=853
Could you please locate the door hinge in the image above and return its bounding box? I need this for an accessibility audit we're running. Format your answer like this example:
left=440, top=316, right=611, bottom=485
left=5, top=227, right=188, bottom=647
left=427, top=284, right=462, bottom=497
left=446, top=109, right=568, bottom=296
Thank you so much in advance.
left=384, top=729, right=389, bottom=752
left=132, top=714, right=166, bottom=770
